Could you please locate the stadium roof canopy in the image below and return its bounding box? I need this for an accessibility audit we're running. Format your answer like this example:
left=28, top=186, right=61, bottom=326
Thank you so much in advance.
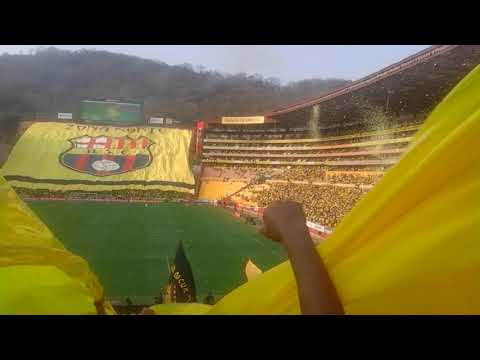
left=264, top=45, right=480, bottom=128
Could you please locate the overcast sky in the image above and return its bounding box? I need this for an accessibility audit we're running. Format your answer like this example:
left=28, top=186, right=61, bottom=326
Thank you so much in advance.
left=0, top=45, right=429, bottom=83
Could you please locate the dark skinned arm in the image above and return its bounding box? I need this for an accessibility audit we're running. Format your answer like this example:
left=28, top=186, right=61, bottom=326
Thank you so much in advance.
left=261, top=200, right=344, bottom=315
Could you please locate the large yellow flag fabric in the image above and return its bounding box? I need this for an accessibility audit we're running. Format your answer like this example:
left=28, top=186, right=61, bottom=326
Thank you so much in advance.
left=2, top=123, right=195, bottom=193
left=0, top=173, right=108, bottom=314
left=206, top=65, right=480, bottom=315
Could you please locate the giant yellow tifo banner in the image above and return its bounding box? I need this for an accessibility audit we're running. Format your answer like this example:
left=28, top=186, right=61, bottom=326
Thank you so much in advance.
left=2, top=123, right=195, bottom=193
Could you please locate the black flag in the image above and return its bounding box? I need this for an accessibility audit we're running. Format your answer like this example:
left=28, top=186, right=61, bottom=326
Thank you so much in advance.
left=164, top=241, right=197, bottom=303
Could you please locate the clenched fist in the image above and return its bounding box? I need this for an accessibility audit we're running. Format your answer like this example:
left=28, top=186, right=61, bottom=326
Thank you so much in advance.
left=261, top=200, right=309, bottom=246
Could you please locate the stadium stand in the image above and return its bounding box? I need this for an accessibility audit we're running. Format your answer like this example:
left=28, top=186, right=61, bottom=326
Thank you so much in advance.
left=198, top=45, right=480, bottom=232
left=200, top=122, right=413, bottom=229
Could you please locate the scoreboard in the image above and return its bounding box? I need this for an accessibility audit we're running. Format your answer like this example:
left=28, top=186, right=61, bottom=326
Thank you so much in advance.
left=81, top=100, right=144, bottom=125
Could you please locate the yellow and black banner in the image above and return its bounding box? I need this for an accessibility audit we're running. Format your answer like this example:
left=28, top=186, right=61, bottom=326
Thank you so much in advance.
left=164, top=241, right=197, bottom=303
left=2, top=122, right=195, bottom=193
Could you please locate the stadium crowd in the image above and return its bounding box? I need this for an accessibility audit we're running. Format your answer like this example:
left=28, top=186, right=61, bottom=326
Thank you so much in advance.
left=203, top=155, right=391, bottom=162
left=203, top=120, right=422, bottom=228
left=14, top=187, right=195, bottom=202
left=204, top=146, right=401, bottom=153
left=213, top=164, right=384, bottom=228
left=249, top=183, right=369, bottom=228
left=204, top=124, right=419, bottom=143
left=327, top=173, right=383, bottom=185
left=211, top=161, right=390, bottom=171
left=207, top=165, right=384, bottom=185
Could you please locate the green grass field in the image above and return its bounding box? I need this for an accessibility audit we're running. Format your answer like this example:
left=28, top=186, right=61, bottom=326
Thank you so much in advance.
left=28, top=201, right=287, bottom=305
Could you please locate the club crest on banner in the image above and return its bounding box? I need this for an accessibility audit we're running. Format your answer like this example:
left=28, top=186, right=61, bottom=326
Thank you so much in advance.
left=59, top=135, right=154, bottom=176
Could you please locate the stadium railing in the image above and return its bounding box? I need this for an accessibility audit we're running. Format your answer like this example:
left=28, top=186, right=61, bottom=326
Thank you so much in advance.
left=203, top=148, right=404, bottom=158
left=204, top=123, right=421, bottom=144
left=202, top=136, right=413, bottom=151
left=202, top=159, right=398, bottom=166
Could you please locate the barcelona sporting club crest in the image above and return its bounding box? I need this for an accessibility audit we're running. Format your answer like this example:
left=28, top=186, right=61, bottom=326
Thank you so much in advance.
left=59, top=135, right=154, bottom=176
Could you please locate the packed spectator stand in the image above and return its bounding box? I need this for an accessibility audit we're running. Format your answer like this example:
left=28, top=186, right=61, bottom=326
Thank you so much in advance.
left=199, top=45, right=480, bottom=231
left=200, top=123, right=417, bottom=228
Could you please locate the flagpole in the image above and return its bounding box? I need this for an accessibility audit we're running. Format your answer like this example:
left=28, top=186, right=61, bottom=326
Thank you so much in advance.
left=165, top=256, right=171, bottom=303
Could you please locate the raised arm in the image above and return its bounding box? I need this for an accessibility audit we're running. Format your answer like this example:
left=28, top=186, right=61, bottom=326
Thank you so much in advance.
left=261, top=201, right=344, bottom=315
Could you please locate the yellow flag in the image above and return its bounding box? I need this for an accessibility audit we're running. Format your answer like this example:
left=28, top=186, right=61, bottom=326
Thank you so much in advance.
left=0, top=172, right=109, bottom=314
left=245, top=259, right=263, bottom=281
